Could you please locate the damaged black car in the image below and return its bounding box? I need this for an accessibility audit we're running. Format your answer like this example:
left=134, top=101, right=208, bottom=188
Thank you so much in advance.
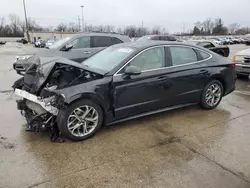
left=13, top=41, right=236, bottom=141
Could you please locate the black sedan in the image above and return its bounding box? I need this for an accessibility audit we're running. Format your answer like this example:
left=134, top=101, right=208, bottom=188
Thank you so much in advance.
left=13, top=41, right=236, bottom=141
left=187, top=40, right=230, bottom=57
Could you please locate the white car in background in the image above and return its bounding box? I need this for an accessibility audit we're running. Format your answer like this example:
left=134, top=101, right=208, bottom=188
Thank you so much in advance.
left=233, top=48, right=250, bottom=79
left=45, top=39, right=55, bottom=48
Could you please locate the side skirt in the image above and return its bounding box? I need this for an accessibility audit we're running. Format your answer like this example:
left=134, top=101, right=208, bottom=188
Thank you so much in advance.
left=107, top=103, right=197, bottom=126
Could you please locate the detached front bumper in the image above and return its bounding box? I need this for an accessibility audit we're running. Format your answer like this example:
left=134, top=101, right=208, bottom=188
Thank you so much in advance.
left=14, top=89, right=58, bottom=115
left=236, top=64, right=250, bottom=75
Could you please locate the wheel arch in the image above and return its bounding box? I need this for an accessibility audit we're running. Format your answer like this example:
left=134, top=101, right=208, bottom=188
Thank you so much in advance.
left=64, top=93, right=109, bottom=114
left=206, top=74, right=226, bottom=95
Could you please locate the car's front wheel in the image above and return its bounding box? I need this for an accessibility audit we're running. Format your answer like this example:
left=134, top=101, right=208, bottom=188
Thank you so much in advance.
left=200, top=80, right=224, bottom=110
left=57, top=99, right=103, bottom=141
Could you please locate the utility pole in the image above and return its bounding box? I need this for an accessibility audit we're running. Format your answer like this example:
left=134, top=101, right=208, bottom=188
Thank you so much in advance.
left=183, top=22, right=185, bottom=34
left=22, top=0, right=30, bottom=42
left=78, top=15, right=81, bottom=32
left=80, top=5, right=84, bottom=32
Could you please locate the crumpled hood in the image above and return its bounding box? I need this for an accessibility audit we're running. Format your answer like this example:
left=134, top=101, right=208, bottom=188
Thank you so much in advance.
left=236, top=48, right=250, bottom=56
left=21, top=56, right=105, bottom=95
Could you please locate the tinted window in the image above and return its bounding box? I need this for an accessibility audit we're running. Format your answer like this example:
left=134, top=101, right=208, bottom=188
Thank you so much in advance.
left=199, top=51, right=211, bottom=60
left=50, top=37, right=71, bottom=49
left=197, top=42, right=214, bottom=48
left=160, top=36, right=176, bottom=41
left=70, top=36, right=90, bottom=49
left=92, top=36, right=113, bottom=47
left=112, top=37, right=123, bottom=44
left=128, top=47, right=165, bottom=71
left=170, top=47, right=197, bottom=66
left=151, top=36, right=160, bottom=40
left=167, top=36, right=177, bottom=41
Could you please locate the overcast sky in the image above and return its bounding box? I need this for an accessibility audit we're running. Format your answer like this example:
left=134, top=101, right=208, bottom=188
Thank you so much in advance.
left=0, top=0, right=249, bottom=33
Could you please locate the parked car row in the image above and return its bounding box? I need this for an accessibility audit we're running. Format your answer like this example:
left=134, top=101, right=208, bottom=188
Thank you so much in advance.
left=13, top=33, right=131, bottom=75
left=137, top=35, right=230, bottom=57
left=12, top=32, right=237, bottom=142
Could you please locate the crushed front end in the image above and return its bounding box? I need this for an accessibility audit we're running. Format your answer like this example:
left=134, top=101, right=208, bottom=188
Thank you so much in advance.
left=13, top=57, right=103, bottom=142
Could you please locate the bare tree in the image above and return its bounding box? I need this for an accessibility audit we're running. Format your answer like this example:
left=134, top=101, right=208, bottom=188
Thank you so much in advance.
left=0, top=17, right=5, bottom=36
left=202, top=18, right=214, bottom=34
left=9, top=14, right=22, bottom=36
left=152, top=26, right=161, bottom=34
left=56, top=23, right=67, bottom=32
left=228, top=23, right=240, bottom=34
left=68, top=22, right=79, bottom=32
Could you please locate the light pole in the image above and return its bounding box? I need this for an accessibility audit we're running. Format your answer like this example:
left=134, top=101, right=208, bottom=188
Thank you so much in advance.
left=80, top=5, right=84, bottom=32
left=22, top=0, right=30, bottom=42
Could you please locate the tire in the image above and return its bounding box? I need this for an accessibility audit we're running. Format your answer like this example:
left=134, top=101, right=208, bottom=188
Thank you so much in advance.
left=200, top=80, right=224, bottom=110
left=237, top=74, right=249, bottom=79
left=57, top=99, right=103, bottom=141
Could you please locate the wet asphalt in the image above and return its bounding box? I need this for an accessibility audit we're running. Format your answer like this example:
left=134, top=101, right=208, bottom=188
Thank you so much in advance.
left=0, top=43, right=250, bottom=188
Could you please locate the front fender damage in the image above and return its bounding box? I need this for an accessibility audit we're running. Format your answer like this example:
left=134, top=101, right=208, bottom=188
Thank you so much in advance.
left=13, top=59, right=104, bottom=142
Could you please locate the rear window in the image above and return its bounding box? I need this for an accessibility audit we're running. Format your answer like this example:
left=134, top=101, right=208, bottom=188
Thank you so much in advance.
left=112, top=37, right=123, bottom=44
left=92, top=36, right=113, bottom=47
left=199, top=51, right=211, bottom=60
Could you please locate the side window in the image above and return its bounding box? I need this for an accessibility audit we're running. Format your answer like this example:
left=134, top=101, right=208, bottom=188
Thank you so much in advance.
left=199, top=50, right=211, bottom=60
left=128, top=47, right=165, bottom=71
left=167, top=36, right=177, bottom=41
left=112, top=37, right=123, bottom=44
left=160, top=36, right=168, bottom=41
left=198, top=42, right=214, bottom=48
left=160, top=36, right=176, bottom=41
left=92, top=36, right=113, bottom=47
left=170, top=47, right=198, bottom=66
left=70, top=36, right=90, bottom=49
left=151, top=36, right=160, bottom=40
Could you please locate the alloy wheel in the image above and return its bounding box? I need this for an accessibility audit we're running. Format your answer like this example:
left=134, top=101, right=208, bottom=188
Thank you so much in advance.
left=67, top=105, right=99, bottom=137
left=205, top=83, right=222, bottom=107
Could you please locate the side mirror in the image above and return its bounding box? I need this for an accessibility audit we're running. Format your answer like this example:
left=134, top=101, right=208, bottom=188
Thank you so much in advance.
left=63, top=44, right=73, bottom=51
left=124, top=66, right=141, bottom=76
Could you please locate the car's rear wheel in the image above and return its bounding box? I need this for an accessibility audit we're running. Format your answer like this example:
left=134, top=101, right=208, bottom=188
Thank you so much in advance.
left=237, top=74, right=249, bottom=79
left=57, top=99, right=103, bottom=141
left=200, top=80, right=224, bottom=110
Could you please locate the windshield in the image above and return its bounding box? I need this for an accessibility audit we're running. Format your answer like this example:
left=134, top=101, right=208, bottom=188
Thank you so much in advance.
left=83, top=46, right=135, bottom=72
left=49, top=37, right=71, bottom=49
left=137, top=36, right=150, bottom=41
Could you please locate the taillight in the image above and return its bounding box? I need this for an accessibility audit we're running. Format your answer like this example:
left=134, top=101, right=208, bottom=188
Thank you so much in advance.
left=232, top=62, right=236, bottom=68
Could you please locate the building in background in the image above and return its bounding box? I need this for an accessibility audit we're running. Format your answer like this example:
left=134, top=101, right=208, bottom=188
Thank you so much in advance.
left=24, top=31, right=78, bottom=43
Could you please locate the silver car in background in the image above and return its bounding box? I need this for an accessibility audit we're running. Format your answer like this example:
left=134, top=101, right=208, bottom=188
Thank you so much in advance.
left=13, top=33, right=131, bottom=75
left=233, top=48, right=250, bottom=79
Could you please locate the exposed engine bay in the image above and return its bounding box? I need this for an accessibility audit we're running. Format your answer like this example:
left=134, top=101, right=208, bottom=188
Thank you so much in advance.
left=13, top=58, right=103, bottom=142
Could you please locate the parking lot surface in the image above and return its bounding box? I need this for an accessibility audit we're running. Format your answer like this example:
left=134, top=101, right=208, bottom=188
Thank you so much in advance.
left=0, top=43, right=250, bottom=188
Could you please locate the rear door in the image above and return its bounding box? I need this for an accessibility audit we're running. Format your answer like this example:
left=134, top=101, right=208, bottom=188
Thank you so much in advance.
left=91, top=36, right=114, bottom=56
left=62, top=36, right=93, bottom=62
left=162, top=46, right=212, bottom=105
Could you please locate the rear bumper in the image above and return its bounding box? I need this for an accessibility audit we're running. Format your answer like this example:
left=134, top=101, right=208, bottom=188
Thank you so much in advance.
left=235, top=64, right=250, bottom=75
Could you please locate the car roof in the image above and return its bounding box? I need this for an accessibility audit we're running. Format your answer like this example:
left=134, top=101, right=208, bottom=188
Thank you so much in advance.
left=188, top=40, right=212, bottom=43
left=113, top=40, right=204, bottom=50
left=145, top=34, right=176, bottom=37
left=71, top=32, right=130, bottom=41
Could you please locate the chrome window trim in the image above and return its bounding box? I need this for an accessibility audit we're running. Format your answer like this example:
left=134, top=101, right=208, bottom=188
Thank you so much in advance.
left=113, top=44, right=212, bottom=76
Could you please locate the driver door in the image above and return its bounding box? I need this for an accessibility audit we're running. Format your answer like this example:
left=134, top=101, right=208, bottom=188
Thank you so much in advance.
left=62, top=36, right=93, bottom=62
left=112, top=46, right=171, bottom=120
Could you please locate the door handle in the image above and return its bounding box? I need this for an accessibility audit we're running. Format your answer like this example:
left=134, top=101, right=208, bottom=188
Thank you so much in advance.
left=84, top=51, right=91, bottom=54
left=157, top=76, right=169, bottom=81
left=200, top=70, right=208, bottom=74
